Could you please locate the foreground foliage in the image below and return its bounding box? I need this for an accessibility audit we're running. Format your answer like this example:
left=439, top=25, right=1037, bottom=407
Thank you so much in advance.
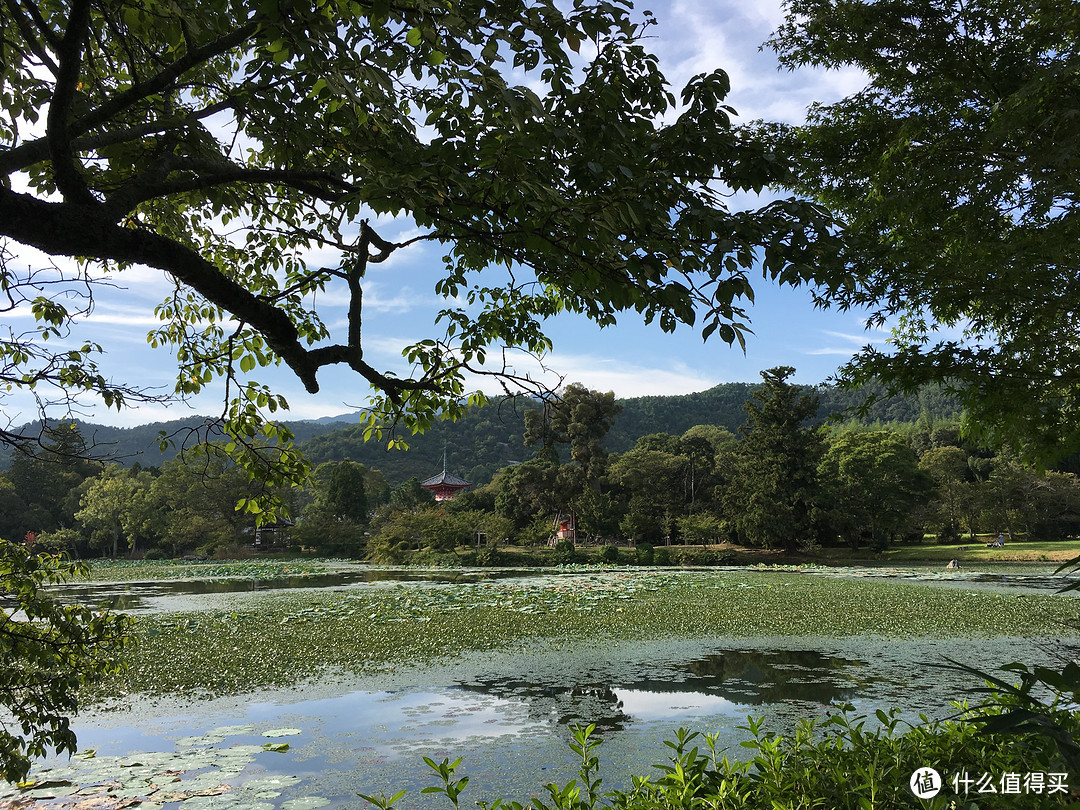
left=1, top=0, right=834, bottom=493
left=764, top=0, right=1080, bottom=461
left=380, top=659, right=1080, bottom=810
left=0, top=539, right=131, bottom=782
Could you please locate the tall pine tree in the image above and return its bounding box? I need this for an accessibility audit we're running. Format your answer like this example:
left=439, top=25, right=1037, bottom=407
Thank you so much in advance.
left=726, top=368, right=823, bottom=551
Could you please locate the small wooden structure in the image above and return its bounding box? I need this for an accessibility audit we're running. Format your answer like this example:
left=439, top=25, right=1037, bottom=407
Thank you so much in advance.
left=549, top=512, right=576, bottom=545
left=254, top=518, right=294, bottom=550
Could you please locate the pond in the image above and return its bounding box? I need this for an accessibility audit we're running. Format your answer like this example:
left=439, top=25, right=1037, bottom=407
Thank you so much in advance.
left=49, top=562, right=1079, bottom=614
left=12, top=564, right=1080, bottom=809
left=50, top=568, right=536, bottom=614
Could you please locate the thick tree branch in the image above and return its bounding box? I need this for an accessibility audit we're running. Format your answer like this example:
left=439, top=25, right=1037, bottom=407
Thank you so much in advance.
left=0, top=188, right=317, bottom=387
left=102, top=159, right=358, bottom=217
left=0, top=98, right=238, bottom=174
left=0, top=189, right=451, bottom=400
left=17, top=0, right=62, bottom=49
left=47, top=0, right=95, bottom=204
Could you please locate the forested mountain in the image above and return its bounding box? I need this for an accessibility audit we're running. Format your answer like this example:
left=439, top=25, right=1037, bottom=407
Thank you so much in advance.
left=1, top=380, right=960, bottom=485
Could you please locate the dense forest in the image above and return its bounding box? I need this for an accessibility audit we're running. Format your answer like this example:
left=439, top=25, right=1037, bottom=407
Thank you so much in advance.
left=1, top=379, right=962, bottom=487
left=3, top=370, right=1075, bottom=562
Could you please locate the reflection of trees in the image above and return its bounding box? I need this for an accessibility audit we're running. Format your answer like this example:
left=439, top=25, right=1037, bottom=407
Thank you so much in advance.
left=456, top=680, right=633, bottom=735
left=457, top=649, right=876, bottom=733
left=680, top=650, right=868, bottom=705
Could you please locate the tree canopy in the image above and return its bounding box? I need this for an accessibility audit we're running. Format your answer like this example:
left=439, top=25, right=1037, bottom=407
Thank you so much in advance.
left=0, top=0, right=835, bottom=489
left=762, top=0, right=1080, bottom=460
left=726, top=367, right=823, bottom=550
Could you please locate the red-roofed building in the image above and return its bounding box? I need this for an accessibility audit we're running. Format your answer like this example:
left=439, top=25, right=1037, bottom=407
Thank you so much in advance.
left=420, top=463, right=472, bottom=502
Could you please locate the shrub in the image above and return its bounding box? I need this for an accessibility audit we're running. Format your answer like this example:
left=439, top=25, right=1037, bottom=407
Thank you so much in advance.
left=552, top=539, right=576, bottom=564
left=142, top=549, right=168, bottom=561
left=635, top=543, right=654, bottom=565
left=33, top=528, right=83, bottom=555
left=669, top=547, right=735, bottom=566
left=475, top=545, right=500, bottom=566
left=598, top=544, right=620, bottom=564
left=937, top=521, right=962, bottom=545
left=652, top=546, right=670, bottom=565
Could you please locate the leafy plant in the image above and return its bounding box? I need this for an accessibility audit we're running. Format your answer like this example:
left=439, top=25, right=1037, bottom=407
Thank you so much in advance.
left=0, top=539, right=132, bottom=782
left=375, top=700, right=1078, bottom=810
left=552, top=539, right=577, bottom=565
left=598, top=545, right=620, bottom=564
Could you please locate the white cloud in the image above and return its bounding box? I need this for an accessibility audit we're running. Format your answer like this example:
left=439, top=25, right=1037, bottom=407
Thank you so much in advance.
left=613, top=687, right=745, bottom=721
left=456, top=350, right=719, bottom=399
left=820, top=329, right=875, bottom=345
left=651, top=0, right=867, bottom=125
left=803, top=346, right=865, bottom=357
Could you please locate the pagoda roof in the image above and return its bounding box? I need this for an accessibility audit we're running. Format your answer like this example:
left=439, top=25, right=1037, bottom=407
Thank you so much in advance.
left=420, top=470, right=471, bottom=489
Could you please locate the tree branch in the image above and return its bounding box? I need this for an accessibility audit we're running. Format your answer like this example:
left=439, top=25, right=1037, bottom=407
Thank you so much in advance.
left=101, top=158, right=358, bottom=217
left=0, top=189, right=447, bottom=399
left=3, top=0, right=59, bottom=74
left=0, top=98, right=239, bottom=174
left=17, top=0, right=62, bottom=50
left=72, top=21, right=259, bottom=139
left=47, top=0, right=95, bottom=204
left=0, top=188, right=318, bottom=387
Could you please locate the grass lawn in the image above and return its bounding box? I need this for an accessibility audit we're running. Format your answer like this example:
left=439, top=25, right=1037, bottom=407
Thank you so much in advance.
left=871, top=539, right=1080, bottom=564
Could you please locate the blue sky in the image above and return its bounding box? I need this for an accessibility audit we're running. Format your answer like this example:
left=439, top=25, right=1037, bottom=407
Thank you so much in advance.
left=7, top=0, right=886, bottom=428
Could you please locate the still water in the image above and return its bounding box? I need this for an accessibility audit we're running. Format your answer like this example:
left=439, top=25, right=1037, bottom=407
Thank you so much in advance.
left=49, top=562, right=1078, bottom=614
left=13, top=633, right=1070, bottom=809
left=16, top=565, right=1077, bottom=808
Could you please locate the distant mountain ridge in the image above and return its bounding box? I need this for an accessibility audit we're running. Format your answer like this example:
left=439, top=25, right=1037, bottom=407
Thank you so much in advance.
left=2, top=381, right=960, bottom=485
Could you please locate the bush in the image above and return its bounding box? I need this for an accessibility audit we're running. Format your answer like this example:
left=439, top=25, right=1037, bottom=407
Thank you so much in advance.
left=552, top=538, right=576, bottom=564
left=142, top=549, right=168, bottom=560
left=475, top=545, right=500, bottom=566
left=410, top=550, right=462, bottom=567
left=210, top=543, right=258, bottom=560
left=635, top=543, right=654, bottom=565
left=598, top=544, right=620, bottom=564
left=33, top=528, right=83, bottom=555
left=652, top=546, right=670, bottom=565
left=669, top=547, right=736, bottom=566
left=937, top=521, right=962, bottom=545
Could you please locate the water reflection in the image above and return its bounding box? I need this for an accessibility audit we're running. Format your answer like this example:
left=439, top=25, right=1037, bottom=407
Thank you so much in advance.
left=679, top=649, right=880, bottom=704
left=454, top=649, right=879, bottom=733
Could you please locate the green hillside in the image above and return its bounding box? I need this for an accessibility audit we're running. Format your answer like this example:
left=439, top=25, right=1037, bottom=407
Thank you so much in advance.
left=1, top=381, right=961, bottom=486
left=299, top=381, right=962, bottom=485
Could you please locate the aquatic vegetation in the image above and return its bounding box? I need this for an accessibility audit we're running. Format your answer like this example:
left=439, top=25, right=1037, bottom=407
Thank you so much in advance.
left=0, top=725, right=321, bottom=809
left=81, top=558, right=335, bottom=583
left=100, top=571, right=1080, bottom=700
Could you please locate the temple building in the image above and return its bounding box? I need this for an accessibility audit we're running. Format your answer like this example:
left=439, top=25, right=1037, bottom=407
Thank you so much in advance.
left=420, top=455, right=472, bottom=501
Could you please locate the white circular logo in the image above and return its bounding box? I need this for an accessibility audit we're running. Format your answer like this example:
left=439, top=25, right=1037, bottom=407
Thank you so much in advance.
left=910, top=767, right=942, bottom=799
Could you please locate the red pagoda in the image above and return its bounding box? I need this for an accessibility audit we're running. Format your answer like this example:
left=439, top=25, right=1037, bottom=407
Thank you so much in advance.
left=420, top=453, right=472, bottom=501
